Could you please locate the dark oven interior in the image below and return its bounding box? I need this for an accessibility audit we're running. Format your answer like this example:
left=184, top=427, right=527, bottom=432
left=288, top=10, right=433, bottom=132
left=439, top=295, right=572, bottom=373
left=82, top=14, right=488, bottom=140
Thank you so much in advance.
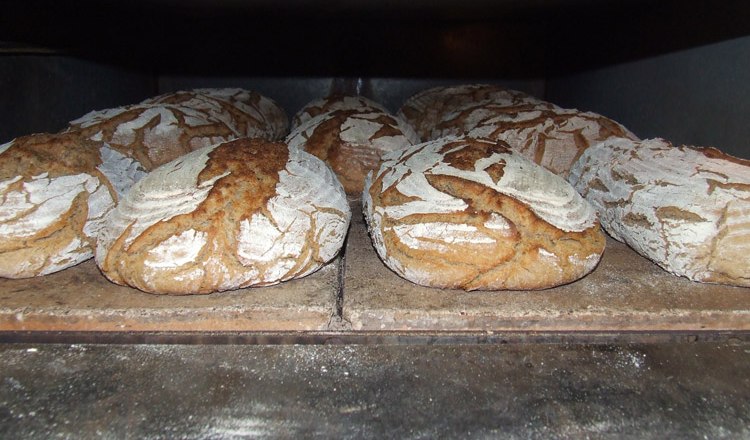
left=1, top=1, right=750, bottom=437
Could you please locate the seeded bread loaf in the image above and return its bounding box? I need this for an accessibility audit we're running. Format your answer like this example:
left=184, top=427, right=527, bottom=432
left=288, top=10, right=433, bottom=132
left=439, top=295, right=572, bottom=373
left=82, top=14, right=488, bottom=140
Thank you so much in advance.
left=143, top=88, right=289, bottom=140
left=569, top=137, right=750, bottom=286
left=0, top=133, right=146, bottom=278
left=95, top=138, right=350, bottom=294
left=286, top=97, right=418, bottom=194
left=363, top=136, right=605, bottom=290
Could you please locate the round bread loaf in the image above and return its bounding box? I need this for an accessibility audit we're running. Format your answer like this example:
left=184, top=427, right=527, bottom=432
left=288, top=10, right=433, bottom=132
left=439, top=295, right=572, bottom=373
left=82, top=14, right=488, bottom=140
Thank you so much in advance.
left=569, top=137, right=750, bottom=286
left=456, top=106, right=639, bottom=177
left=96, top=138, right=350, bottom=295
left=364, top=136, right=605, bottom=290
left=397, top=84, right=551, bottom=141
left=291, top=95, right=390, bottom=130
left=143, top=88, right=289, bottom=140
left=67, top=103, right=240, bottom=170
left=0, top=133, right=146, bottom=278
left=286, top=102, right=418, bottom=195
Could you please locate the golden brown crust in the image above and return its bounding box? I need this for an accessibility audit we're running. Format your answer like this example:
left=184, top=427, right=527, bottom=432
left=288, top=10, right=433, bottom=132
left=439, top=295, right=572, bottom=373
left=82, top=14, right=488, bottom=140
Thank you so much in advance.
left=288, top=108, right=415, bottom=194
left=0, top=133, right=103, bottom=181
left=291, top=95, right=388, bottom=129
left=145, top=89, right=289, bottom=140
left=96, top=136, right=351, bottom=295
left=0, top=133, right=117, bottom=278
left=100, top=139, right=289, bottom=294
left=68, top=104, right=239, bottom=170
left=398, top=84, right=549, bottom=141
left=364, top=137, right=605, bottom=290
left=371, top=174, right=604, bottom=290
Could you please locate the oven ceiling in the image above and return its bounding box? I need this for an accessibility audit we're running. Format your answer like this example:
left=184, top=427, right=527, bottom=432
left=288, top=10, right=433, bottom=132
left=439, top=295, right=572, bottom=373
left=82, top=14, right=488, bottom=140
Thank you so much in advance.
left=1, top=0, right=750, bottom=77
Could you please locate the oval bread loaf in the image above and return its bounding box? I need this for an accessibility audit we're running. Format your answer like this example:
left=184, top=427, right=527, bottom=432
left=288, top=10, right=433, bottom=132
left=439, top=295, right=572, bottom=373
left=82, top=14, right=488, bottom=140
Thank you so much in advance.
left=569, top=137, right=750, bottom=286
left=67, top=103, right=240, bottom=170
left=287, top=97, right=418, bottom=194
left=398, top=84, right=636, bottom=177
left=398, top=84, right=551, bottom=142
left=363, top=136, right=605, bottom=290
left=460, top=107, right=639, bottom=177
left=143, top=88, right=289, bottom=140
left=95, top=138, right=350, bottom=295
left=0, top=133, right=146, bottom=278
left=291, top=95, right=390, bottom=130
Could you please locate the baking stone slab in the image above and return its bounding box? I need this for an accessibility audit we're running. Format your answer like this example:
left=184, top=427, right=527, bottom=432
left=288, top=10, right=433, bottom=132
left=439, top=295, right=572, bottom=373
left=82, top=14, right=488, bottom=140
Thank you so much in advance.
left=0, top=258, right=340, bottom=332
left=343, top=205, right=750, bottom=332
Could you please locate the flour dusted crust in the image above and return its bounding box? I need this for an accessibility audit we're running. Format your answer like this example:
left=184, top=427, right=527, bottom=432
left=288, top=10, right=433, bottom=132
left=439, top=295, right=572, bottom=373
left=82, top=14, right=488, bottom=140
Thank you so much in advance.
left=143, top=88, right=289, bottom=140
left=363, top=136, right=605, bottom=290
left=398, top=84, right=636, bottom=176
left=458, top=107, right=639, bottom=177
left=0, top=133, right=146, bottom=278
left=569, top=137, right=750, bottom=286
left=397, top=84, right=551, bottom=142
left=96, top=138, right=350, bottom=295
left=68, top=103, right=240, bottom=170
left=287, top=99, right=418, bottom=194
left=291, top=95, right=390, bottom=130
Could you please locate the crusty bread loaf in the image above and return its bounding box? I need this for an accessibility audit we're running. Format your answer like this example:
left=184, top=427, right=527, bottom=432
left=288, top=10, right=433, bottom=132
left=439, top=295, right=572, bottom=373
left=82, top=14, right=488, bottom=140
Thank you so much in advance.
left=286, top=98, right=418, bottom=194
left=398, top=84, right=636, bottom=177
left=67, top=103, right=240, bottom=170
left=363, top=136, right=605, bottom=290
left=459, top=107, right=639, bottom=177
left=397, top=84, right=552, bottom=142
left=0, top=133, right=146, bottom=278
left=569, top=137, right=750, bottom=286
left=291, top=95, right=390, bottom=130
left=95, top=138, right=350, bottom=295
left=143, top=88, right=289, bottom=140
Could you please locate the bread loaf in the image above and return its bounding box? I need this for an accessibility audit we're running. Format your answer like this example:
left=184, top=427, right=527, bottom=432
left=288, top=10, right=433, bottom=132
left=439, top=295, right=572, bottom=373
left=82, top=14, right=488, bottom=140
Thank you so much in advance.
left=398, top=84, right=636, bottom=176
left=287, top=98, right=418, bottom=194
left=569, top=137, right=750, bottom=286
left=67, top=103, right=240, bottom=170
left=0, top=133, right=146, bottom=278
left=291, top=95, right=389, bottom=130
left=363, top=136, right=605, bottom=290
left=95, top=138, right=350, bottom=294
left=143, top=88, right=289, bottom=140
left=459, top=107, right=639, bottom=177
left=397, top=84, right=551, bottom=142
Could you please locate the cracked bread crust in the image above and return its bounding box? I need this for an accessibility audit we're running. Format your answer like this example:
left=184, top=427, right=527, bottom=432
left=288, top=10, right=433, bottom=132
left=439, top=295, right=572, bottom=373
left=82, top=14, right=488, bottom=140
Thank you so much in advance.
left=397, top=84, right=552, bottom=142
left=67, top=103, right=241, bottom=171
left=363, top=136, right=605, bottom=290
left=569, top=137, right=750, bottom=286
left=291, top=95, right=390, bottom=130
left=398, top=84, right=637, bottom=177
left=430, top=103, right=637, bottom=178
left=0, top=133, right=124, bottom=278
left=287, top=99, right=418, bottom=195
left=143, top=88, right=289, bottom=140
left=96, top=138, right=350, bottom=295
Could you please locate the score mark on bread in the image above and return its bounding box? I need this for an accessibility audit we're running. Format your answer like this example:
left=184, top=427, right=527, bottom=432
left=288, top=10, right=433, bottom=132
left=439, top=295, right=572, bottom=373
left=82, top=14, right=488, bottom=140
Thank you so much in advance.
left=363, top=136, right=604, bottom=290
left=96, top=138, right=350, bottom=295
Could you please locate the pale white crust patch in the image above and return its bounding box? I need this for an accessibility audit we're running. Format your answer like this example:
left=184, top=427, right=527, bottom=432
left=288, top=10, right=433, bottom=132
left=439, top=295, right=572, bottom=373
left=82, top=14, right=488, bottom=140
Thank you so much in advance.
left=570, top=137, right=750, bottom=286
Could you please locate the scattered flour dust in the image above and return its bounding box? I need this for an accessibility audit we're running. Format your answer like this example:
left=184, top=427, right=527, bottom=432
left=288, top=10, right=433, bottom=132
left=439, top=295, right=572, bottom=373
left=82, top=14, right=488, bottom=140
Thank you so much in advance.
left=195, top=416, right=276, bottom=439
left=615, top=348, right=647, bottom=370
